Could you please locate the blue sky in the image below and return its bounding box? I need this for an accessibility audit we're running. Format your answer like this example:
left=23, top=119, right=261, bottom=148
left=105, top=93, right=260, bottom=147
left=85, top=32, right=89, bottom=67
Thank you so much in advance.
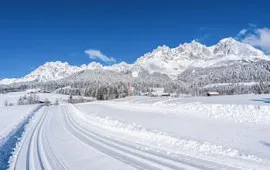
left=0, top=0, right=270, bottom=79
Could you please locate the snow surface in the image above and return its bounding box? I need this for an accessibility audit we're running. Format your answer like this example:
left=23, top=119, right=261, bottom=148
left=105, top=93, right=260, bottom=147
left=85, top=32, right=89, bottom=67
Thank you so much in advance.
left=5, top=94, right=270, bottom=169
left=0, top=91, right=70, bottom=107
left=0, top=105, right=37, bottom=146
left=0, top=91, right=70, bottom=146
left=104, top=95, right=270, bottom=125
left=0, top=105, right=42, bottom=170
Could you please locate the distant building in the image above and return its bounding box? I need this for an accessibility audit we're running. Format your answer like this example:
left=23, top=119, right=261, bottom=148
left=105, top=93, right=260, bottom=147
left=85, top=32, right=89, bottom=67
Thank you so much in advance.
left=206, top=92, right=219, bottom=96
left=161, top=93, right=170, bottom=97
left=26, top=88, right=41, bottom=94
left=41, top=90, right=51, bottom=93
left=140, top=92, right=149, bottom=96
left=149, top=88, right=170, bottom=97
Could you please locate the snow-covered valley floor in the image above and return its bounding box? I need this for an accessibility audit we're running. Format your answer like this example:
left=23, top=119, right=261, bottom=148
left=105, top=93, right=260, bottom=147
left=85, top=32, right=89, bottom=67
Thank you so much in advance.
left=1, top=94, right=270, bottom=169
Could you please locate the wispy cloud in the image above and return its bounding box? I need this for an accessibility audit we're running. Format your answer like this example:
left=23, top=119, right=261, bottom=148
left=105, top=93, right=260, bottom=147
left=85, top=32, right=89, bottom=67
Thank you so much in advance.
left=237, top=29, right=247, bottom=36
left=84, top=49, right=116, bottom=63
left=249, top=23, right=256, bottom=28
left=237, top=27, right=270, bottom=53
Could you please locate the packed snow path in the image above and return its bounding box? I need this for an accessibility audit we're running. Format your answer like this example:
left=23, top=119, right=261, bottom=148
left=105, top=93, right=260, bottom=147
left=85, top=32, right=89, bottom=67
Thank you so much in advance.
left=9, top=105, right=218, bottom=170
left=9, top=102, right=270, bottom=170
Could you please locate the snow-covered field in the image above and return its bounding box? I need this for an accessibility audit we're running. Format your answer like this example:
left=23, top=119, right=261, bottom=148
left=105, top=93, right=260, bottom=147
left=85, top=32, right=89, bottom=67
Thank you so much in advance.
left=0, top=91, right=70, bottom=107
left=1, top=93, right=270, bottom=169
left=0, top=105, right=37, bottom=146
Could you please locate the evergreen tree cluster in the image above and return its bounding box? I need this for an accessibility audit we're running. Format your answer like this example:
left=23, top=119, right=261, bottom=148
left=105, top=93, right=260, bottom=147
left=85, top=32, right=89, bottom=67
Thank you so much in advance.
left=1, top=60, right=270, bottom=98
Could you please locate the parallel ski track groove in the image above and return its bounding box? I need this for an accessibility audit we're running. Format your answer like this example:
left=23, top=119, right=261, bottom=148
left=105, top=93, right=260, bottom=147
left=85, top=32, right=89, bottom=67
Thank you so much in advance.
left=63, top=105, right=212, bottom=170
left=62, top=106, right=164, bottom=170
left=14, top=106, right=68, bottom=170
left=67, top=104, right=240, bottom=170
left=42, top=107, right=69, bottom=170
left=12, top=106, right=42, bottom=170
left=26, top=107, right=47, bottom=170
left=65, top=108, right=187, bottom=170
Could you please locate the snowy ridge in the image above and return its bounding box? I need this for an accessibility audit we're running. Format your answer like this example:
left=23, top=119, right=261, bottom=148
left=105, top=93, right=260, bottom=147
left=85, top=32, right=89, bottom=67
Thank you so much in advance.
left=81, top=61, right=104, bottom=70
left=135, top=38, right=269, bottom=78
left=0, top=78, right=18, bottom=85
left=0, top=61, right=136, bottom=85
left=1, top=37, right=269, bottom=84
left=0, top=61, right=84, bottom=85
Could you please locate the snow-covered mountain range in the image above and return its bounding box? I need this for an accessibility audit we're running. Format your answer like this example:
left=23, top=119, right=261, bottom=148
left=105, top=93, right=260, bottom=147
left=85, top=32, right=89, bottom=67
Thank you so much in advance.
left=1, top=37, right=269, bottom=85
left=135, top=38, right=268, bottom=78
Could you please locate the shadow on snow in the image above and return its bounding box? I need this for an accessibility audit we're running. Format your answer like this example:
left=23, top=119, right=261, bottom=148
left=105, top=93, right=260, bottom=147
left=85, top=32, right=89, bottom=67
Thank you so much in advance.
left=251, top=98, right=270, bottom=104
left=0, top=105, right=42, bottom=170
left=260, top=141, right=270, bottom=148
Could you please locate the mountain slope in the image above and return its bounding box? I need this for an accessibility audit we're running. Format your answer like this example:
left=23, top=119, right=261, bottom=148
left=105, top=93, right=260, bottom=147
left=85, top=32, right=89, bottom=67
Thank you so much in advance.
left=135, top=38, right=269, bottom=78
left=1, top=61, right=84, bottom=84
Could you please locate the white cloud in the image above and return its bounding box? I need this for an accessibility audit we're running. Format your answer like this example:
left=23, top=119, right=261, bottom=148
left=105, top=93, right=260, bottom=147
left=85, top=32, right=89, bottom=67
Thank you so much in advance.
left=241, top=28, right=270, bottom=53
left=249, top=23, right=256, bottom=28
left=84, top=49, right=116, bottom=63
left=237, top=29, right=247, bottom=36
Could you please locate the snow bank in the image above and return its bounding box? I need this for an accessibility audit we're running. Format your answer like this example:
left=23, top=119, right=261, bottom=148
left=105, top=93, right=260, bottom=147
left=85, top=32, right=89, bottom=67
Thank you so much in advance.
left=0, top=105, right=39, bottom=145
left=0, top=105, right=42, bottom=169
left=172, top=103, right=270, bottom=125
left=7, top=106, right=44, bottom=170
left=104, top=100, right=270, bottom=125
